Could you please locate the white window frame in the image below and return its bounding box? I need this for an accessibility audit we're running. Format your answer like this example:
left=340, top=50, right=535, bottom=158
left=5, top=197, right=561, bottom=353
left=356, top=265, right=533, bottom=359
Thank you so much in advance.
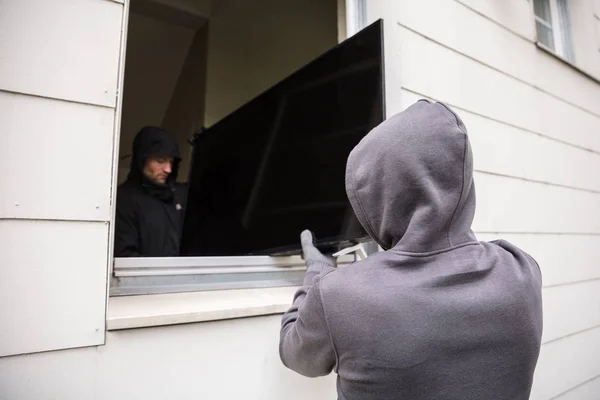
left=533, top=0, right=575, bottom=62
left=345, top=0, right=367, bottom=37
left=108, top=0, right=372, bottom=297
left=111, top=254, right=357, bottom=295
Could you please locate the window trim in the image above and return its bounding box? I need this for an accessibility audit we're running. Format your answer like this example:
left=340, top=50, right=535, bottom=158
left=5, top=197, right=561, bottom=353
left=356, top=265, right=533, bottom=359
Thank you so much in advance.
left=108, top=0, right=371, bottom=299
left=107, top=286, right=299, bottom=330
left=111, top=254, right=358, bottom=296
left=533, top=0, right=574, bottom=62
left=107, top=0, right=130, bottom=308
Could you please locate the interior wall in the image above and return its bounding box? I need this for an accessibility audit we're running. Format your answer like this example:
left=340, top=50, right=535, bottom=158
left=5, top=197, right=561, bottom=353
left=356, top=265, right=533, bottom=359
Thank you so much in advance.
left=161, top=25, right=210, bottom=181
left=203, top=0, right=339, bottom=126
left=118, top=11, right=196, bottom=183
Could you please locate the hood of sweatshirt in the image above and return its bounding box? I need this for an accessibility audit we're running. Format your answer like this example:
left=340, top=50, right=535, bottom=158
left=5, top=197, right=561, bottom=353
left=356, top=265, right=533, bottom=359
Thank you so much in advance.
left=127, top=126, right=181, bottom=202
left=345, top=100, right=477, bottom=253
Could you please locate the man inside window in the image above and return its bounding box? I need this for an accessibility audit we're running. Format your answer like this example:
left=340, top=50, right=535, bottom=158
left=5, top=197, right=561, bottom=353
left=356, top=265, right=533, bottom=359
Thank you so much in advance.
left=279, top=100, right=543, bottom=400
left=114, top=126, right=186, bottom=257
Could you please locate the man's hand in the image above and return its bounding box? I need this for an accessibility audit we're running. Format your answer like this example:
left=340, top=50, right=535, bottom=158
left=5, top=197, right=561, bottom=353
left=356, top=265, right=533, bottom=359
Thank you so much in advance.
left=300, top=230, right=337, bottom=271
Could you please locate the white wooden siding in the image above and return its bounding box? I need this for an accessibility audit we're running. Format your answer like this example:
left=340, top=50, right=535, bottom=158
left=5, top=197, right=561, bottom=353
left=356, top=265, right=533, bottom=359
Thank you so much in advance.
left=0, top=0, right=123, bottom=107
left=365, top=1, right=600, bottom=398
left=557, top=375, right=600, bottom=400
left=540, top=280, right=600, bottom=344
left=0, top=0, right=124, bottom=356
left=0, top=220, right=109, bottom=356
left=0, top=92, right=115, bottom=221
left=0, top=316, right=338, bottom=400
left=478, top=233, right=600, bottom=287
left=397, top=27, right=600, bottom=152
left=401, top=90, right=600, bottom=193
left=394, top=0, right=600, bottom=118
left=473, top=174, right=600, bottom=234
left=532, top=326, right=600, bottom=399
left=453, top=0, right=536, bottom=40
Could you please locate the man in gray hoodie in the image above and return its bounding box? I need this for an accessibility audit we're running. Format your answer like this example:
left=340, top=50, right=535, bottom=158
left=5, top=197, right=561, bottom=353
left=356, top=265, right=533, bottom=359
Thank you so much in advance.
left=279, top=100, right=543, bottom=399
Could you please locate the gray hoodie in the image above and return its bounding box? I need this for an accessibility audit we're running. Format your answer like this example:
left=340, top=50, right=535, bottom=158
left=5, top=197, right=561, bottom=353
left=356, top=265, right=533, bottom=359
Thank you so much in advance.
left=279, top=100, right=543, bottom=399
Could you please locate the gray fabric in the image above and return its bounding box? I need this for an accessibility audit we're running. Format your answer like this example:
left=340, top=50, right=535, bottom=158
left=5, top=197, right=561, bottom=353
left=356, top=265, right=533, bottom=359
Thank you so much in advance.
left=279, top=100, right=543, bottom=399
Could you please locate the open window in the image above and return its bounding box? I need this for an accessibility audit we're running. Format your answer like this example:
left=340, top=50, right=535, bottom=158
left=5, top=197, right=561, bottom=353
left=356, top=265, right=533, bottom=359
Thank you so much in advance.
left=111, top=0, right=383, bottom=295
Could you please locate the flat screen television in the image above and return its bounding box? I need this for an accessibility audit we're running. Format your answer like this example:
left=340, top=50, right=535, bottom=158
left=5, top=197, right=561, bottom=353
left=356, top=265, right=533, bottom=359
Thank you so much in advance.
left=180, top=19, right=385, bottom=256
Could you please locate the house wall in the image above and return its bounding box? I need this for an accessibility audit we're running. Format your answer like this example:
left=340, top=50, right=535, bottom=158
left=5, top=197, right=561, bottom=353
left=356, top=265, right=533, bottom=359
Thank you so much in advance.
left=0, top=0, right=339, bottom=398
left=2, top=0, right=599, bottom=399
left=364, top=0, right=600, bottom=399
left=0, top=316, right=337, bottom=400
left=0, top=0, right=124, bottom=357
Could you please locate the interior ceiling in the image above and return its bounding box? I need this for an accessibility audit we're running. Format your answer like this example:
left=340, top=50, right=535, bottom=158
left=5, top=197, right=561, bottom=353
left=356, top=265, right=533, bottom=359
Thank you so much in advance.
left=130, top=0, right=209, bottom=29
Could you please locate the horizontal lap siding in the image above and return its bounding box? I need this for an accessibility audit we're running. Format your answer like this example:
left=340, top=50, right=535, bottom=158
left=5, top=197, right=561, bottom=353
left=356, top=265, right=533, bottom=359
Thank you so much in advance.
left=0, top=0, right=124, bottom=356
left=531, top=326, right=600, bottom=399
left=365, top=1, right=600, bottom=398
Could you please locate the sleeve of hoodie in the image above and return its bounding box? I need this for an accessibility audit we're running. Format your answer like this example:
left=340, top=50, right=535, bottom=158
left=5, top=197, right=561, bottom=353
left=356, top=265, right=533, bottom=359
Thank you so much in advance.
left=114, top=194, right=141, bottom=257
left=279, top=265, right=337, bottom=377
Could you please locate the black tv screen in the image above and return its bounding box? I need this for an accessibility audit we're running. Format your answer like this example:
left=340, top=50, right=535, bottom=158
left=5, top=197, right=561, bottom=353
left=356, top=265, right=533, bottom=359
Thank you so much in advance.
left=180, top=19, right=385, bottom=256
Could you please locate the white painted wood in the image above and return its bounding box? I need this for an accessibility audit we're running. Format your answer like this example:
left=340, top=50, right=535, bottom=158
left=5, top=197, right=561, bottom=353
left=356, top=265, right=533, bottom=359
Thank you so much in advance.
left=0, top=92, right=114, bottom=221
left=596, top=18, right=600, bottom=51
left=0, top=0, right=123, bottom=107
left=108, top=278, right=600, bottom=348
left=102, top=316, right=335, bottom=400
left=454, top=0, right=536, bottom=40
left=394, top=0, right=600, bottom=118
left=0, top=346, right=99, bottom=400
left=397, top=26, right=600, bottom=153
left=4, top=302, right=598, bottom=400
left=106, top=0, right=129, bottom=335
left=568, top=0, right=600, bottom=79
left=594, top=0, right=600, bottom=16
left=530, top=326, right=600, bottom=399
left=556, top=375, right=600, bottom=400
left=477, top=233, right=600, bottom=287
left=107, top=286, right=297, bottom=330
left=361, top=0, right=404, bottom=116
left=541, top=280, right=600, bottom=344
left=473, top=172, right=600, bottom=234
left=401, top=90, right=600, bottom=193
left=469, top=112, right=600, bottom=193
left=0, top=316, right=337, bottom=400
left=0, top=220, right=108, bottom=357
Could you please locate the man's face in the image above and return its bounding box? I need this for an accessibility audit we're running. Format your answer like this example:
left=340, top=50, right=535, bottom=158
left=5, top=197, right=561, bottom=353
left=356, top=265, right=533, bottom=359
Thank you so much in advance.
left=143, top=156, right=174, bottom=185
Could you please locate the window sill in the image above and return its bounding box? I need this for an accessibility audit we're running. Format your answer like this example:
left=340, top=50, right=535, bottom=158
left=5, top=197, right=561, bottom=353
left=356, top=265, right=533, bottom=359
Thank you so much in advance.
left=107, top=286, right=298, bottom=330
left=535, top=42, right=600, bottom=84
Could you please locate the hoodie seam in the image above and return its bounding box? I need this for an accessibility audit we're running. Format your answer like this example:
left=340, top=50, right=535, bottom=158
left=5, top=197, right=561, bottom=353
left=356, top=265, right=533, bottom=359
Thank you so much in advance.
left=443, top=106, right=469, bottom=248
left=389, top=241, right=480, bottom=257
left=348, top=162, right=385, bottom=249
left=318, top=269, right=341, bottom=374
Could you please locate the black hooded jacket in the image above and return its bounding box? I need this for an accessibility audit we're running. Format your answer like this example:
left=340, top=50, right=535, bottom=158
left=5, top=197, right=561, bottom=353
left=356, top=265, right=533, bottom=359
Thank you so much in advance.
left=114, top=127, right=186, bottom=257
